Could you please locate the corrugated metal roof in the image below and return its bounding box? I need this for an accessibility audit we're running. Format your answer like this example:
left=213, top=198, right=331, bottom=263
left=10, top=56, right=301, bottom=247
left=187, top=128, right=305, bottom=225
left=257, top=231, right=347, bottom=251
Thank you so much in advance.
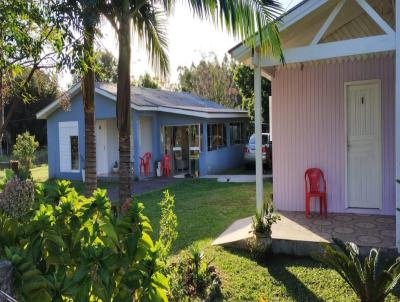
left=96, top=83, right=244, bottom=114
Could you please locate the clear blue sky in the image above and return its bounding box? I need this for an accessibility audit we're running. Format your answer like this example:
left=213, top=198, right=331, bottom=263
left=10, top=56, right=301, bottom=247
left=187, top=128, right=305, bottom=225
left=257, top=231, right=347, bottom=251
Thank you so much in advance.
left=59, top=0, right=302, bottom=89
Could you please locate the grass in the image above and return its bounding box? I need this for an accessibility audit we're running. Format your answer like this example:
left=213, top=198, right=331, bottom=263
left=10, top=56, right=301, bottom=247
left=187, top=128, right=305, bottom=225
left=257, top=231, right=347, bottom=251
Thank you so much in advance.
left=0, top=164, right=49, bottom=182
left=1, top=165, right=398, bottom=301
left=137, top=179, right=400, bottom=302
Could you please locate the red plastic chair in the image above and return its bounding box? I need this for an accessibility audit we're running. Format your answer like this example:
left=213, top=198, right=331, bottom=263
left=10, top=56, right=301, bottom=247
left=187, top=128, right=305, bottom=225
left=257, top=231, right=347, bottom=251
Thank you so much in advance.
left=140, top=152, right=152, bottom=176
left=161, top=154, right=171, bottom=177
left=305, top=168, right=327, bottom=218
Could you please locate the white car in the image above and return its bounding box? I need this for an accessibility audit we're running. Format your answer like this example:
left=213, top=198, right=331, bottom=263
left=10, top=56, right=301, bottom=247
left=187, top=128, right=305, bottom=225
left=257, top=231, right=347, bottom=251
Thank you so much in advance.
left=243, top=133, right=272, bottom=167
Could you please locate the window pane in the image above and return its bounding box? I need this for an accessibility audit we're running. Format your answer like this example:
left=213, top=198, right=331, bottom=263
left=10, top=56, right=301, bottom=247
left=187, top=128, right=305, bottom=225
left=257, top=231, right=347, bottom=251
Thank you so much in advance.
left=230, top=122, right=243, bottom=145
left=70, top=136, right=79, bottom=170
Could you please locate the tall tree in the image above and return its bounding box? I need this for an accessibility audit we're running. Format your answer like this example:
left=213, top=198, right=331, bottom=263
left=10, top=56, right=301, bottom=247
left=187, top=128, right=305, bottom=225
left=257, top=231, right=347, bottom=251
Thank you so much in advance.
left=101, top=0, right=170, bottom=202
left=80, top=3, right=100, bottom=194
left=60, top=0, right=101, bottom=193
left=72, top=49, right=118, bottom=84
left=3, top=69, right=59, bottom=148
left=101, top=0, right=283, bottom=201
left=234, top=64, right=271, bottom=124
left=137, top=72, right=160, bottom=89
left=177, top=54, right=240, bottom=108
left=0, top=0, right=70, bottom=150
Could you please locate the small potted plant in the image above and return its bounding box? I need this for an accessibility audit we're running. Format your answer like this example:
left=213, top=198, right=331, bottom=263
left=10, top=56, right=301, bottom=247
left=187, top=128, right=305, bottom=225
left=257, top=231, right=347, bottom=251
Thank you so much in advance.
left=250, top=202, right=280, bottom=255
left=112, top=161, right=118, bottom=173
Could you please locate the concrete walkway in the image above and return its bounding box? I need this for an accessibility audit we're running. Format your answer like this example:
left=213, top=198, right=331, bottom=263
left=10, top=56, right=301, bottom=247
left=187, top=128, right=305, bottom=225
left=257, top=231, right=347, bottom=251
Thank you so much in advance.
left=212, top=212, right=397, bottom=256
left=201, top=174, right=272, bottom=183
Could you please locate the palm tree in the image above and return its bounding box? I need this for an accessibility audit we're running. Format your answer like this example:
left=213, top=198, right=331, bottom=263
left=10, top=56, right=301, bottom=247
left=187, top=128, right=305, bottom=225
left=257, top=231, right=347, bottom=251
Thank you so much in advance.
left=62, top=0, right=101, bottom=194
left=81, top=5, right=100, bottom=194
left=314, top=238, right=400, bottom=302
left=101, top=0, right=283, bottom=201
left=101, top=0, right=170, bottom=202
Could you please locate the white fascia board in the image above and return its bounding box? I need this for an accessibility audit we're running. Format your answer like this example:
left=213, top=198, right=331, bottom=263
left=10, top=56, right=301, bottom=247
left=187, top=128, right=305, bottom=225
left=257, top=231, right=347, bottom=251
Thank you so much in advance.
left=279, top=0, right=328, bottom=32
left=132, top=104, right=248, bottom=119
left=36, top=83, right=81, bottom=119
left=230, top=0, right=328, bottom=62
left=259, top=34, right=396, bottom=67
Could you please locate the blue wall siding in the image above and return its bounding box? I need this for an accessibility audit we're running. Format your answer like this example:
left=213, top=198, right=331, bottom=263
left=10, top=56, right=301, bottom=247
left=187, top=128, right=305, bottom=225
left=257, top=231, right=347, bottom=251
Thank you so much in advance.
left=47, top=93, right=116, bottom=180
left=46, top=92, right=247, bottom=179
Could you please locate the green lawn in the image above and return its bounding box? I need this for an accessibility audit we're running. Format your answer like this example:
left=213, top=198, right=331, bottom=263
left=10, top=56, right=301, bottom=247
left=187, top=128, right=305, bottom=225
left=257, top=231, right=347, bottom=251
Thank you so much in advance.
left=137, top=179, right=400, bottom=302
left=0, top=164, right=49, bottom=182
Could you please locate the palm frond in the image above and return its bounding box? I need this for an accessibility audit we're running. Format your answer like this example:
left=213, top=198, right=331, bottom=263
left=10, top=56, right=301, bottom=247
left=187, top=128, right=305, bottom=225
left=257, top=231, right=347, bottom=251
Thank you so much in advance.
left=186, top=0, right=283, bottom=60
left=132, top=3, right=170, bottom=78
left=314, top=238, right=400, bottom=302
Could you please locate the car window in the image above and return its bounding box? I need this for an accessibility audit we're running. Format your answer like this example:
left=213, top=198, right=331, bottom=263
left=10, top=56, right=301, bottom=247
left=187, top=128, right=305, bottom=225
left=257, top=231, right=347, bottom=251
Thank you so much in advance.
left=249, top=134, right=270, bottom=145
left=249, top=135, right=255, bottom=144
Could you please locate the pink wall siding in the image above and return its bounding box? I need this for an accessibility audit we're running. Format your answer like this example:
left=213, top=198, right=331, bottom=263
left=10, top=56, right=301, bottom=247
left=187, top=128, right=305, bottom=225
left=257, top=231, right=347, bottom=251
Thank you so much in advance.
left=272, top=55, right=395, bottom=215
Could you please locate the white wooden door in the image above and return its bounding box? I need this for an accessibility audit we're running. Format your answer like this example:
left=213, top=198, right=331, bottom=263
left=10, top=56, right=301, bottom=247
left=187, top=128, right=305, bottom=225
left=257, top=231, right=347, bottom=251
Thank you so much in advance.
left=95, top=120, right=108, bottom=175
left=346, top=81, right=381, bottom=208
left=139, top=117, right=152, bottom=155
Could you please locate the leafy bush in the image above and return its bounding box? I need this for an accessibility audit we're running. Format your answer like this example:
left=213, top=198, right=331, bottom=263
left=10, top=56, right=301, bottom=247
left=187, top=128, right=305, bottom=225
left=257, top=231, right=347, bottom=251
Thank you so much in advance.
left=0, top=180, right=169, bottom=302
left=314, top=238, right=400, bottom=302
left=169, top=245, right=222, bottom=302
left=158, top=190, right=178, bottom=262
left=12, top=132, right=39, bottom=176
left=252, top=202, right=280, bottom=236
left=0, top=176, right=35, bottom=219
left=0, top=169, right=15, bottom=190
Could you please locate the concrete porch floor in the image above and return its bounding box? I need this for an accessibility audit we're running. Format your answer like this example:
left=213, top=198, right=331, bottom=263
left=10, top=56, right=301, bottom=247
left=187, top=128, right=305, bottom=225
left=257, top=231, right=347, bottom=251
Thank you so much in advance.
left=212, top=211, right=397, bottom=256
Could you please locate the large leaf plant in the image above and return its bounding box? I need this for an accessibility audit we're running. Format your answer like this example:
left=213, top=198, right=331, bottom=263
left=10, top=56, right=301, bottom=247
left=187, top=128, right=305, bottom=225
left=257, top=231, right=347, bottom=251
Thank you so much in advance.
left=0, top=180, right=168, bottom=302
left=314, top=238, right=400, bottom=302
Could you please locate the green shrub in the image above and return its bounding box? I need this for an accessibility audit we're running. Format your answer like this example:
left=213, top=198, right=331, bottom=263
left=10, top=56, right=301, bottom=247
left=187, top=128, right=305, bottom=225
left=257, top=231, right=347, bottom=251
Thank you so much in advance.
left=169, top=245, right=222, bottom=302
left=158, top=190, right=178, bottom=262
left=0, top=176, right=35, bottom=219
left=0, top=169, right=14, bottom=190
left=314, top=238, right=400, bottom=302
left=12, top=132, right=39, bottom=176
left=0, top=180, right=169, bottom=302
left=252, top=202, right=280, bottom=236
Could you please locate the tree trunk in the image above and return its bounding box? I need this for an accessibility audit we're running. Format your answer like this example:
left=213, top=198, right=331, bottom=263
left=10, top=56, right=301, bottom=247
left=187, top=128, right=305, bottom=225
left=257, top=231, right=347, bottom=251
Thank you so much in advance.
left=0, top=67, right=36, bottom=140
left=0, top=68, right=3, bottom=157
left=117, top=6, right=132, bottom=202
left=82, top=25, right=97, bottom=194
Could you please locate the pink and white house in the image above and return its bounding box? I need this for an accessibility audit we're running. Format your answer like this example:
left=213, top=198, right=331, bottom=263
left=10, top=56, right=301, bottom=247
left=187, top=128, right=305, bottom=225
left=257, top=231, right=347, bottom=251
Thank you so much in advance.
left=230, top=0, right=400, bottom=249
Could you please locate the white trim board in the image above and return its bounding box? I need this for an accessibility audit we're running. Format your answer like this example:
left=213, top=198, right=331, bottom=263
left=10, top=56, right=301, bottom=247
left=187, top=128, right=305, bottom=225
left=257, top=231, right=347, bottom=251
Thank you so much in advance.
left=259, top=34, right=395, bottom=67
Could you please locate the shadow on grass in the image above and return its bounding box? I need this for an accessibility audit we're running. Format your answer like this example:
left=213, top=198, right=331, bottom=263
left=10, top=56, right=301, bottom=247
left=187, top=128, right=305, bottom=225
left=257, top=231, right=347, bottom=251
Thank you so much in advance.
left=223, top=246, right=400, bottom=301
left=223, top=247, right=325, bottom=302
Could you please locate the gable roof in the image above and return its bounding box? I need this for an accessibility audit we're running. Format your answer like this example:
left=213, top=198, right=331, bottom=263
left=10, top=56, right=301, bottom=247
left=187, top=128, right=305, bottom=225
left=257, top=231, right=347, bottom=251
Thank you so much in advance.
left=37, top=83, right=248, bottom=119
left=230, top=0, right=395, bottom=66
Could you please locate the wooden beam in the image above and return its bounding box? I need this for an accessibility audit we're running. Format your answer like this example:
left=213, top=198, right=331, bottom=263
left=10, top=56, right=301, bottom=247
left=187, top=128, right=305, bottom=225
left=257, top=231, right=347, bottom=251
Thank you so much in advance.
left=230, top=0, right=330, bottom=62
left=311, top=0, right=346, bottom=45
left=259, top=34, right=395, bottom=67
left=355, top=0, right=395, bottom=35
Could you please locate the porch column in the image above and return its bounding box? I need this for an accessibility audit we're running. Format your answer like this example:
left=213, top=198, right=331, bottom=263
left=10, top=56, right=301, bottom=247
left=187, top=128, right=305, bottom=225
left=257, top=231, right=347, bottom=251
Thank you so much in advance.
left=254, top=57, right=263, bottom=212
left=395, top=1, right=400, bottom=251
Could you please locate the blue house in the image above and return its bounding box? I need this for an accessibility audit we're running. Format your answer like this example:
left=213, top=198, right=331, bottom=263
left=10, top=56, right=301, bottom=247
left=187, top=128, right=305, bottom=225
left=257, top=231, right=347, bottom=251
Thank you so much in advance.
left=36, top=83, right=249, bottom=180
